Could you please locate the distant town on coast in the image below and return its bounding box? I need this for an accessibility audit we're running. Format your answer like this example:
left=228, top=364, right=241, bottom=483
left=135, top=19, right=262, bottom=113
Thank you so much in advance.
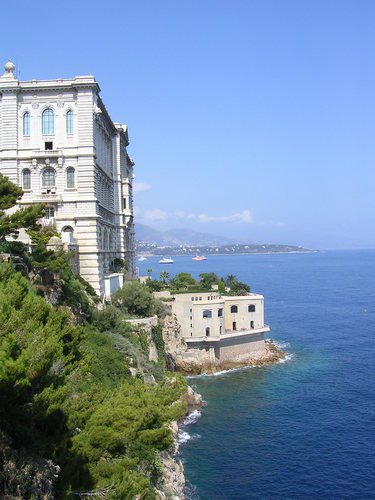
left=136, top=223, right=317, bottom=256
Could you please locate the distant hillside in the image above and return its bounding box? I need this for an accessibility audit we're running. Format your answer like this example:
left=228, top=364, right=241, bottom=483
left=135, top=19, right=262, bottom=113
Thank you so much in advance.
left=137, top=242, right=316, bottom=256
left=135, top=224, right=235, bottom=247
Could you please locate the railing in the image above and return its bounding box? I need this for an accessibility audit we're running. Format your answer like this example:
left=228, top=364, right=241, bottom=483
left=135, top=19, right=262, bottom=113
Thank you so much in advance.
left=33, top=193, right=62, bottom=202
left=32, top=149, right=63, bottom=157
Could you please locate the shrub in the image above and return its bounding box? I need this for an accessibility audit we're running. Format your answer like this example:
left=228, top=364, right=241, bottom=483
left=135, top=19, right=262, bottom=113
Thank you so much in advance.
left=112, top=281, right=154, bottom=317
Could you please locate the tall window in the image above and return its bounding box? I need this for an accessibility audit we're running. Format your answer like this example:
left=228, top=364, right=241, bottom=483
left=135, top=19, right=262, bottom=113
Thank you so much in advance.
left=45, top=207, right=55, bottom=219
left=42, top=108, right=54, bottom=135
left=66, top=110, right=74, bottom=134
left=23, top=112, right=30, bottom=136
left=22, top=169, right=31, bottom=189
left=66, top=167, right=75, bottom=188
left=42, top=167, right=56, bottom=187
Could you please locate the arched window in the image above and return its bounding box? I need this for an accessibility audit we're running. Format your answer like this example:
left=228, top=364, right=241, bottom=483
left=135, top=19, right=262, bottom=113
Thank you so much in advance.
left=42, top=167, right=56, bottom=187
left=22, top=169, right=31, bottom=189
left=248, top=305, right=256, bottom=312
left=42, top=108, right=54, bottom=135
left=66, top=110, right=74, bottom=134
left=23, top=112, right=30, bottom=136
left=62, top=226, right=73, bottom=233
left=230, top=305, right=238, bottom=313
left=66, top=167, right=75, bottom=188
left=203, top=310, right=212, bottom=318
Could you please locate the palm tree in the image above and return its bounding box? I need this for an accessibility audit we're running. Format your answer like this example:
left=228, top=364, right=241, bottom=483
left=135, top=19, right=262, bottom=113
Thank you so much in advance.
left=146, top=268, right=153, bottom=280
left=160, top=271, right=170, bottom=284
left=225, top=274, right=237, bottom=288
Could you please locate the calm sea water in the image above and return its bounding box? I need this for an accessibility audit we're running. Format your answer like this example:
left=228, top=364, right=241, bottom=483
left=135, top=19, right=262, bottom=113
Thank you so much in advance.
left=138, top=251, right=375, bottom=499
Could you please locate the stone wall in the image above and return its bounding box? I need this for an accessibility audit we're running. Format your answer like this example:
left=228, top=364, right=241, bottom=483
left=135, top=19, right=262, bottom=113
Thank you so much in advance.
left=219, top=332, right=266, bottom=362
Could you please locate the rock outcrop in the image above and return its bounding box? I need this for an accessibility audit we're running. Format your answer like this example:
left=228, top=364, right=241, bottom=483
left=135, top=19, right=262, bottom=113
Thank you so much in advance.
left=161, top=314, right=286, bottom=375
left=125, top=315, right=159, bottom=362
left=158, top=421, right=185, bottom=499
left=157, top=386, right=203, bottom=500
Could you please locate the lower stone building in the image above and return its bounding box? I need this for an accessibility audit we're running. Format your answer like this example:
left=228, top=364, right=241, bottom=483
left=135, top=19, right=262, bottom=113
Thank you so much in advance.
left=155, top=290, right=270, bottom=365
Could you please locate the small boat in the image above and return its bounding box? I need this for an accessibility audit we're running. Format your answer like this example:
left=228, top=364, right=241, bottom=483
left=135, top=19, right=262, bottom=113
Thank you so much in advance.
left=138, top=256, right=147, bottom=261
left=159, top=257, right=174, bottom=264
left=192, top=255, right=207, bottom=261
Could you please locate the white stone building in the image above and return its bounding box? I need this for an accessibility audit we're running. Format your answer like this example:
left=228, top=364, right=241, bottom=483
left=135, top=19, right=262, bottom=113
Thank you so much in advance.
left=155, top=290, right=270, bottom=363
left=0, top=61, right=135, bottom=296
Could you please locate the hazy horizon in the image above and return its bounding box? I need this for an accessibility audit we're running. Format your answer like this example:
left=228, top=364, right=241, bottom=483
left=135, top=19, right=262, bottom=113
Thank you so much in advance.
left=135, top=222, right=375, bottom=250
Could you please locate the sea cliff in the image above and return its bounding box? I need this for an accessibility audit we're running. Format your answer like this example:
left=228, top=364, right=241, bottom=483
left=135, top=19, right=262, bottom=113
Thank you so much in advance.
left=162, top=314, right=286, bottom=375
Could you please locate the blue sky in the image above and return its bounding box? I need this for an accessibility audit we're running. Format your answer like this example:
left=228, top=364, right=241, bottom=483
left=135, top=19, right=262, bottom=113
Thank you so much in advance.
left=3, top=0, right=374, bottom=248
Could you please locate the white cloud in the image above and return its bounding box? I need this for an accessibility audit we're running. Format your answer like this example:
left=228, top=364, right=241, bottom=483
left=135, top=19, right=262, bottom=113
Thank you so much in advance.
left=195, top=209, right=253, bottom=224
left=174, top=210, right=187, bottom=218
left=142, top=209, right=168, bottom=221
left=137, top=208, right=253, bottom=224
left=133, top=182, right=152, bottom=193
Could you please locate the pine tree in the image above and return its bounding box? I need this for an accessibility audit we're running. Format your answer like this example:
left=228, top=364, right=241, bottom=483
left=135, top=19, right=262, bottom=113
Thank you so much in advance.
left=0, top=172, right=44, bottom=243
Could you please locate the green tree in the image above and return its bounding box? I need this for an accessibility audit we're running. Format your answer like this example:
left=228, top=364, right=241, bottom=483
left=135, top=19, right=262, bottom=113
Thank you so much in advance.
left=218, top=279, right=226, bottom=294
left=170, top=272, right=196, bottom=290
left=0, top=172, right=44, bottom=243
left=112, top=281, right=154, bottom=317
left=145, top=279, right=164, bottom=292
left=146, top=268, right=153, bottom=280
left=225, top=274, right=237, bottom=288
left=199, top=272, right=219, bottom=289
left=230, top=280, right=250, bottom=295
left=159, top=271, right=170, bottom=284
left=224, top=274, right=250, bottom=295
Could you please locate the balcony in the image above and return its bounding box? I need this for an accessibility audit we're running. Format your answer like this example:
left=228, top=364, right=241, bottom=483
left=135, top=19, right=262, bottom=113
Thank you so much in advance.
left=221, top=325, right=270, bottom=339
left=32, top=192, right=62, bottom=203
left=32, top=149, right=63, bottom=158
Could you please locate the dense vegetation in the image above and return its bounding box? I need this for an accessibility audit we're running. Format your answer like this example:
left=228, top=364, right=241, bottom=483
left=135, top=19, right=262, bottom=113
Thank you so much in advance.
left=0, top=174, right=187, bottom=499
left=145, top=271, right=251, bottom=296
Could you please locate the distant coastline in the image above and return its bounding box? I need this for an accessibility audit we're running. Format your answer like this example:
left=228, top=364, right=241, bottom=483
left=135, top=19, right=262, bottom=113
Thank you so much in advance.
left=136, top=243, right=318, bottom=257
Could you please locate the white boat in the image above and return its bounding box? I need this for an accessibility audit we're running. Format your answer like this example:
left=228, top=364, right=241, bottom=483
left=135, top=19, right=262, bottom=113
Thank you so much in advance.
left=159, top=257, right=174, bottom=264
left=138, top=256, right=147, bottom=261
left=192, top=255, right=207, bottom=261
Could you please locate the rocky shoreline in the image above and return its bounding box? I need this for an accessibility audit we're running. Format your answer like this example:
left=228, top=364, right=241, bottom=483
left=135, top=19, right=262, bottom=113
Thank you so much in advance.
left=158, top=331, right=287, bottom=498
left=158, top=386, right=203, bottom=499
left=156, top=316, right=287, bottom=498
left=157, top=342, right=287, bottom=499
left=179, top=339, right=286, bottom=375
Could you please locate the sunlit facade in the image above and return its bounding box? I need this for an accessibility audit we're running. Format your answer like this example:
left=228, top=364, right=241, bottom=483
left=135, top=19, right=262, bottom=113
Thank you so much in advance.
left=0, top=61, right=135, bottom=296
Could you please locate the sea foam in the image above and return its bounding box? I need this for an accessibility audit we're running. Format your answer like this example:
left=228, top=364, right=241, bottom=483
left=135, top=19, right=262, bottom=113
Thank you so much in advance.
left=178, top=410, right=202, bottom=444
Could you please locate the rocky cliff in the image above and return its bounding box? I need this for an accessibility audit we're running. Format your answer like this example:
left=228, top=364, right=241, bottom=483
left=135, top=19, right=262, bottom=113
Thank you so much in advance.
left=161, top=314, right=286, bottom=375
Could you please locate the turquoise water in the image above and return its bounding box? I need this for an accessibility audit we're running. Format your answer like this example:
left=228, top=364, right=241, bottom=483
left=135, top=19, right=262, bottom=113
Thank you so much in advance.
left=138, top=251, right=375, bottom=499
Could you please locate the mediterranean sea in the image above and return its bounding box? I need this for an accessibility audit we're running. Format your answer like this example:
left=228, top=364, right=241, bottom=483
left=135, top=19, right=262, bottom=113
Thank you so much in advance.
left=138, top=250, right=375, bottom=499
